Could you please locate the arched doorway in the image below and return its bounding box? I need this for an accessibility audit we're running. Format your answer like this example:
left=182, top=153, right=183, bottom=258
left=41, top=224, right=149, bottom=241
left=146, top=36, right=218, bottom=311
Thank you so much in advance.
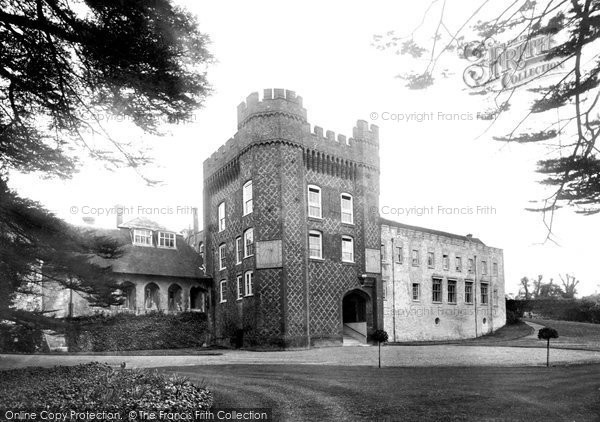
left=121, top=282, right=136, bottom=311
left=144, top=283, right=160, bottom=310
left=168, top=284, right=183, bottom=312
left=342, top=289, right=370, bottom=345
left=190, top=286, right=205, bottom=312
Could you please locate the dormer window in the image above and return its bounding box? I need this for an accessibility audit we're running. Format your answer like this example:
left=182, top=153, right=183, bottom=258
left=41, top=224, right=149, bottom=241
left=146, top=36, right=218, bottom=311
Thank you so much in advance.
left=133, top=229, right=152, bottom=246
left=158, top=232, right=176, bottom=249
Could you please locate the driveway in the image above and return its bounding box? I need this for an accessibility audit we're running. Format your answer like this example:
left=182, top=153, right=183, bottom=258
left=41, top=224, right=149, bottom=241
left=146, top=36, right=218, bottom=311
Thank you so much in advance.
left=2, top=343, right=600, bottom=370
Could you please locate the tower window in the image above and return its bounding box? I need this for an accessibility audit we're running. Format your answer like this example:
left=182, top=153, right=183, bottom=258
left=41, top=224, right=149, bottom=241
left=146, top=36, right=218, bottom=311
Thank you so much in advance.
left=219, top=243, right=226, bottom=270
left=219, top=280, right=227, bottom=303
left=412, top=283, right=420, bottom=301
left=309, top=231, right=322, bottom=259
left=468, top=258, right=474, bottom=273
left=481, top=260, right=488, bottom=275
left=236, top=275, right=243, bottom=300
left=244, top=228, right=254, bottom=258
left=308, top=185, right=322, bottom=218
left=218, top=202, right=226, bottom=232
left=396, top=246, right=403, bottom=264
left=243, top=180, right=253, bottom=215
left=341, top=236, right=354, bottom=262
left=235, top=237, right=243, bottom=264
left=442, top=254, right=449, bottom=270
left=411, top=249, right=420, bottom=267
left=492, top=261, right=498, bottom=276
left=245, top=271, right=254, bottom=296
left=455, top=256, right=462, bottom=272
left=341, top=193, right=353, bottom=224
left=481, top=283, right=489, bottom=304
left=427, top=252, right=435, bottom=268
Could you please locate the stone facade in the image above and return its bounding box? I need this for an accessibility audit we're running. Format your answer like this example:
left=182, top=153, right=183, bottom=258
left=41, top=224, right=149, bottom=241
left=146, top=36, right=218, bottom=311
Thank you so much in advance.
left=203, top=88, right=506, bottom=348
left=381, top=220, right=506, bottom=341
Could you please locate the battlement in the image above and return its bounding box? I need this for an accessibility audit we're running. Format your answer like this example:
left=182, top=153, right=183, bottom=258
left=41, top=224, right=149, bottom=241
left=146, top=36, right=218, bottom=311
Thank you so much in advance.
left=205, top=89, right=380, bottom=178
left=237, top=88, right=307, bottom=129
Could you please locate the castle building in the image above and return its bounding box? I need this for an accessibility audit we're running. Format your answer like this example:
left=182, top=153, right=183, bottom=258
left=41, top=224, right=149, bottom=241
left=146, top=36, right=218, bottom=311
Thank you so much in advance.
left=203, top=88, right=506, bottom=348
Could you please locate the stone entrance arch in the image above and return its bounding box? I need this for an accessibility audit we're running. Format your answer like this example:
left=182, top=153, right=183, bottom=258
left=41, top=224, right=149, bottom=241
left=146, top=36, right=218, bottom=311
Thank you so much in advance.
left=342, top=289, right=371, bottom=344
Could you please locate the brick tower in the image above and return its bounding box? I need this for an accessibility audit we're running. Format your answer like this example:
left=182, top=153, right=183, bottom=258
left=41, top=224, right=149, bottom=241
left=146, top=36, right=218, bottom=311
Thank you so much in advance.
left=203, top=89, right=382, bottom=348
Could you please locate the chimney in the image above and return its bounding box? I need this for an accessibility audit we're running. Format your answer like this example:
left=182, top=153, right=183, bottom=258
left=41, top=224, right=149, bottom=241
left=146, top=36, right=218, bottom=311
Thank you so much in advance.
left=115, top=204, right=124, bottom=227
left=192, top=207, right=199, bottom=233
left=82, top=216, right=95, bottom=225
left=466, top=234, right=473, bottom=240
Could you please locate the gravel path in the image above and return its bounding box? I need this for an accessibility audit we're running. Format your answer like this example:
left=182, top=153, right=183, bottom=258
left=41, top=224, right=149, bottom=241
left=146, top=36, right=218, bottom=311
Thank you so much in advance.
left=2, top=343, right=600, bottom=370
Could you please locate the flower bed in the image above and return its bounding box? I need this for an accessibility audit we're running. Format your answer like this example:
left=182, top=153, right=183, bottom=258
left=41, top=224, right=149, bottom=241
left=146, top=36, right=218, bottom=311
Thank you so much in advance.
left=0, top=363, right=212, bottom=413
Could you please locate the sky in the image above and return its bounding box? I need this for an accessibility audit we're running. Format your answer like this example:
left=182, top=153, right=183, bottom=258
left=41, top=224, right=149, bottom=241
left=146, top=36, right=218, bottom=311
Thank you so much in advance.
left=8, top=0, right=600, bottom=297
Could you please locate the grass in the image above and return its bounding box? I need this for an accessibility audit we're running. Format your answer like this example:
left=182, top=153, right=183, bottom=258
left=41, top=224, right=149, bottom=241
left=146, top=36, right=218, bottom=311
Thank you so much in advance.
left=166, top=363, right=600, bottom=421
left=523, top=318, right=600, bottom=351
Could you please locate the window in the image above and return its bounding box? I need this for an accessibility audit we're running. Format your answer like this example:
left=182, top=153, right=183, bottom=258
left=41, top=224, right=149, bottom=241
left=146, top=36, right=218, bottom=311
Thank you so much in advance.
left=236, top=275, right=243, bottom=300
left=218, top=243, right=226, bottom=270
left=244, top=271, right=254, bottom=296
left=411, top=249, right=420, bottom=266
left=396, top=246, right=403, bottom=264
left=219, top=280, right=227, bottom=303
left=455, top=256, right=462, bottom=272
left=158, top=232, right=175, bottom=248
left=468, top=258, right=474, bottom=274
left=427, top=252, right=435, bottom=268
left=412, top=283, right=420, bottom=301
left=447, top=280, right=457, bottom=303
left=432, top=278, right=442, bottom=302
left=381, top=244, right=387, bottom=261
left=442, top=254, right=449, bottom=270
left=244, top=228, right=254, bottom=257
left=481, top=260, right=488, bottom=275
left=342, top=236, right=354, bottom=262
left=218, top=202, right=226, bottom=232
left=382, top=280, right=387, bottom=300
left=133, top=229, right=152, bottom=246
left=235, top=237, right=243, bottom=264
left=465, top=281, right=473, bottom=304
left=309, top=231, right=322, bottom=259
left=243, top=180, right=253, bottom=215
left=308, top=185, right=322, bottom=218
left=492, top=262, right=498, bottom=276
left=341, top=193, right=353, bottom=224
left=481, top=283, right=489, bottom=304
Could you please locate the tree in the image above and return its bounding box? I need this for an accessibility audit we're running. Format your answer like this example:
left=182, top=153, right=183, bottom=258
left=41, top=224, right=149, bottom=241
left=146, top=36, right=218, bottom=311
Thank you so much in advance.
left=0, top=0, right=212, bottom=326
left=373, top=0, right=600, bottom=241
left=532, top=274, right=544, bottom=298
left=559, top=273, right=580, bottom=298
left=0, top=180, right=124, bottom=327
left=372, top=329, right=389, bottom=368
left=520, top=276, right=531, bottom=300
left=538, top=327, right=559, bottom=367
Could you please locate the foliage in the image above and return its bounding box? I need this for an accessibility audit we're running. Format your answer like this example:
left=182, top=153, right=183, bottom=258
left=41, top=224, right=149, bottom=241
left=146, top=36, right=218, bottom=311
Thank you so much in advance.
left=0, top=321, right=49, bottom=353
left=520, top=297, right=600, bottom=323
left=65, top=312, right=209, bottom=352
left=0, top=0, right=212, bottom=179
left=0, top=362, right=212, bottom=411
left=0, top=179, right=125, bottom=327
left=506, top=310, right=521, bottom=325
left=372, top=329, right=389, bottom=343
left=372, top=0, right=600, bottom=239
left=0, top=0, right=212, bottom=330
left=538, top=327, right=559, bottom=340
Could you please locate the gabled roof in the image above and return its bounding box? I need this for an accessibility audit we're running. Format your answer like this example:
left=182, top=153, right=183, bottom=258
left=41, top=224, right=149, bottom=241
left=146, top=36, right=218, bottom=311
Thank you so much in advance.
left=117, top=217, right=167, bottom=231
left=87, top=226, right=207, bottom=279
left=380, top=217, right=486, bottom=245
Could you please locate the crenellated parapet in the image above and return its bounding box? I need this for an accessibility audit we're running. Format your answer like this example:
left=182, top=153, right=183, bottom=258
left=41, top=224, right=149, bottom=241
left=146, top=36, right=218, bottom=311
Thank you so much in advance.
left=204, top=89, right=380, bottom=178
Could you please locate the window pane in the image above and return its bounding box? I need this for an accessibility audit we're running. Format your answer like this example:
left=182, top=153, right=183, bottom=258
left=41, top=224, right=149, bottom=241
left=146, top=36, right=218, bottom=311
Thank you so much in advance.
left=309, top=232, right=322, bottom=258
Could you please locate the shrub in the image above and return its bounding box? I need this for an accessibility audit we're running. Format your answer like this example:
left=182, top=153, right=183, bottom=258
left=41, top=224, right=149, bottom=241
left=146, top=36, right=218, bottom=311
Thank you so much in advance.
left=65, top=312, right=209, bottom=352
left=506, top=310, right=521, bottom=325
left=0, top=362, right=212, bottom=412
left=0, top=322, right=49, bottom=353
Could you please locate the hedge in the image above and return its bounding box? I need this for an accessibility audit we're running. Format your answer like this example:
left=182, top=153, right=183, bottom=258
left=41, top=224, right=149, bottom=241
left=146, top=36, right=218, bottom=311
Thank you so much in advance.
left=509, top=298, right=600, bottom=324
left=0, top=323, right=49, bottom=353
left=0, top=362, right=212, bottom=412
left=65, top=312, right=209, bottom=352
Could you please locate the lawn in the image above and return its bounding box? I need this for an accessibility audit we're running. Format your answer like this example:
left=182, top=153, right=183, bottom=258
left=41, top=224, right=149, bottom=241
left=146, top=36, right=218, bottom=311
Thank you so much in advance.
left=524, top=318, right=600, bottom=351
left=165, top=364, right=600, bottom=422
